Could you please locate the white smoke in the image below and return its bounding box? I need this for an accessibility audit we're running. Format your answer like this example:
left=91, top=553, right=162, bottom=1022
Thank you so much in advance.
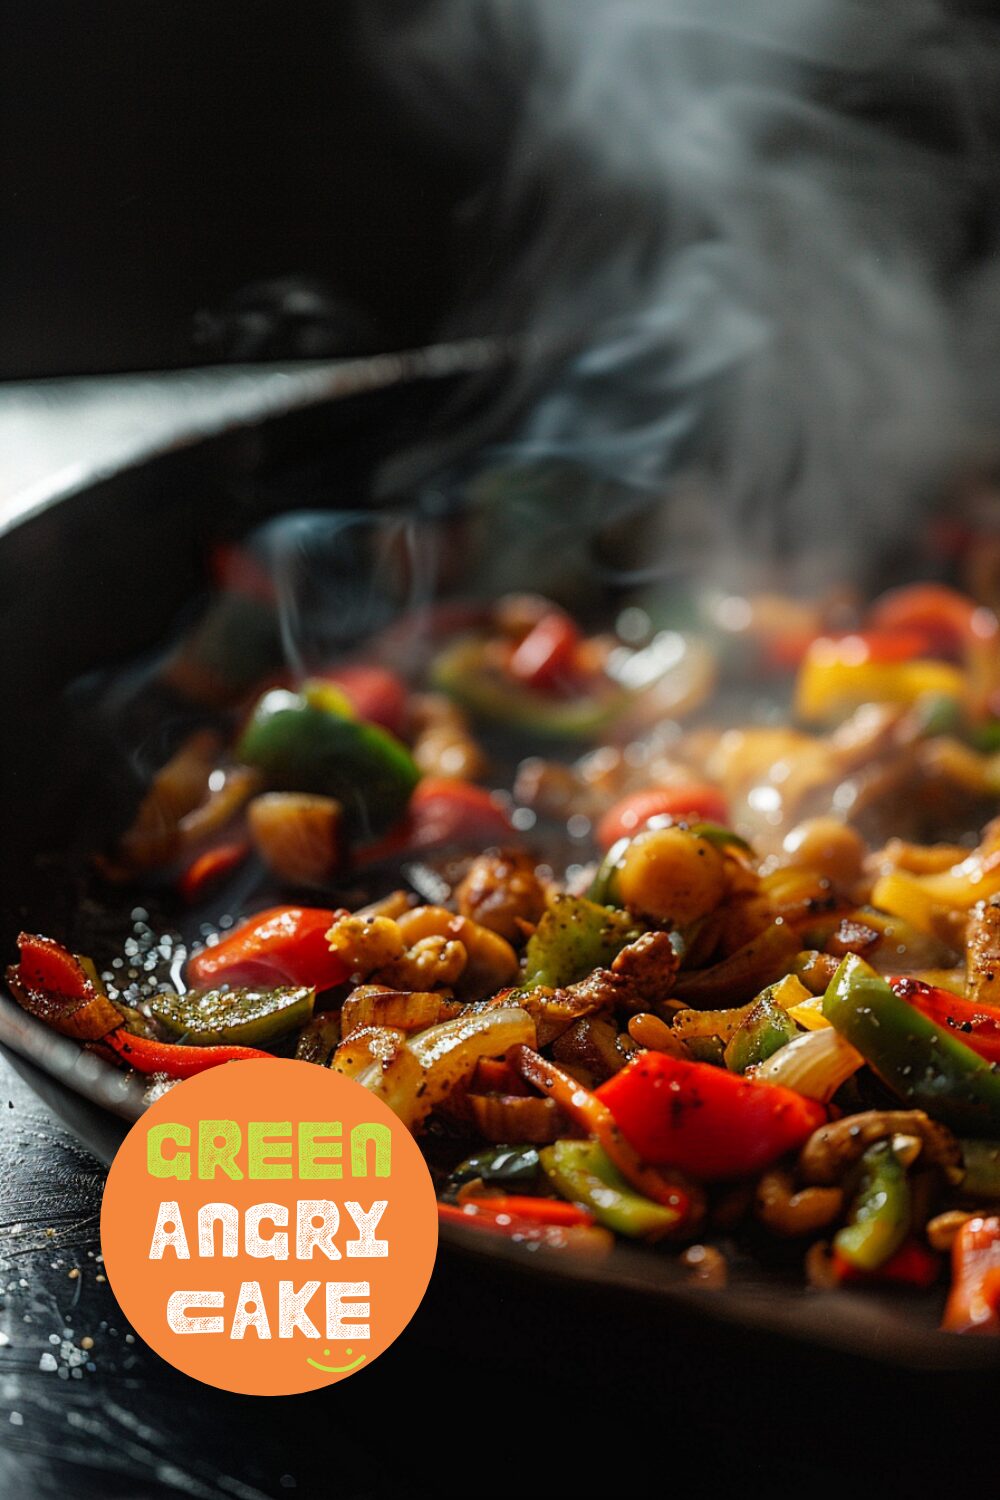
left=362, top=0, right=1000, bottom=580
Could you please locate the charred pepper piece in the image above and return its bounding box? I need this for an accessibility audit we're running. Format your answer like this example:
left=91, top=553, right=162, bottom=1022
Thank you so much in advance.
left=521, top=894, right=641, bottom=989
left=106, top=1031, right=270, bottom=1076
left=148, top=984, right=315, bottom=1048
left=724, top=991, right=799, bottom=1074
left=446, top=1145, right=543, bottom=1197
left=7, top=934, right=122, bottom=1041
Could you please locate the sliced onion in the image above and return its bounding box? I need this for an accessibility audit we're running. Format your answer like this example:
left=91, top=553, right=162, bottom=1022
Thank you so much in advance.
left=248, top=791, right=342, bottom=886
left=340, top=988, right=456, bottom=1034
left=333, top=1024, right=406, bottom=1079
left=751, top=1028, right=863, bottom=1102
left=355, top=1006, right=536, bottom=1128
left=117, top=731, right=221, bottom=871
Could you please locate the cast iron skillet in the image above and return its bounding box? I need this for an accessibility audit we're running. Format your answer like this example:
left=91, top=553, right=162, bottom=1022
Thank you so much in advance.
left=1, top=351, right=997, bottom=1377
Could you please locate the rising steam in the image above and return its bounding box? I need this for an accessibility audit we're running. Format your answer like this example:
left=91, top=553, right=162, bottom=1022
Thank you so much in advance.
left=362, top=0, right=1000, bottom=583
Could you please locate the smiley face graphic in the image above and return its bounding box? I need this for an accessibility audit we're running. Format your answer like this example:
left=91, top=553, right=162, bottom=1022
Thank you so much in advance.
left=305, top=1346, right=368, bottom=1375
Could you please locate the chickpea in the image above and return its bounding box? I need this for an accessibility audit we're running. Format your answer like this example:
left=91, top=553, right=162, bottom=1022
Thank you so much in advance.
left=781, top=817, right=865, bottom=885
left=616, top=826, right=727, bottom=927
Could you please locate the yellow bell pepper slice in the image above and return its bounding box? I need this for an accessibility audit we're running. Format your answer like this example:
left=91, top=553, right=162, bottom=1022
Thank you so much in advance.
left=795, top=646, right=966, bottom=723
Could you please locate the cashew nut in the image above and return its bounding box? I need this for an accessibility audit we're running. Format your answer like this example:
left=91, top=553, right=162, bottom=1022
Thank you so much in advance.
left=798, top=1109, right=963, bottom=1186
left=754, top=1168, right=844, bottom=1237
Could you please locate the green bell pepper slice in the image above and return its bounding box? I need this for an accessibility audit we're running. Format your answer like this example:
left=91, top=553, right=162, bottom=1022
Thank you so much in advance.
left=723, top=991, right=798, bottom=1074
left=237, top=687, right=419, bottom=836
left=834, top=1138, right=910, bottom=1271
left=432, top=636, right=626, bottom=739
left=149, top=984, right=315, bottom=1048
left=960, top=1139, right=1000, bottom=1199
left=822, top=954, right=1000, bottom=1135
left=521, top=894, right=641, bottom=989
left=540, top=1138, right=681, bottom=1240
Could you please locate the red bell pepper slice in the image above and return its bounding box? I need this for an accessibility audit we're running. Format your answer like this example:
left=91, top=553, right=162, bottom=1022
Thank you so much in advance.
left=178, top=840, right=249, bottom=904
left=833, top=1240, right=940, bottom=1290
left=105, top=1029, right=271, bottom=1078
left=316, top=664, right=408, bottom=737
left=7, top=933, right=123, bottom=1041
left=595, top=1051, right=826, bottom=1182
left=508, top=611, right=582, bottom=693
left=509, top=1044, right=693, bottom=1220
left=889, top=978, right=1000, bottom=1066
left=816, top=629, right=935, bottom=665
left=596, top=785, right=729, bottom=850
left=405, top=778, right=513, bottom=850
left=185, top=906, right=347, bottom=992
left=942, top=1215, right=1000, bottom=1333
left=454, top=1196, right=595, bottom=1228
left=869, top=583, right=998, bottom=659
left=438, top=1200, right=604, bottom=1252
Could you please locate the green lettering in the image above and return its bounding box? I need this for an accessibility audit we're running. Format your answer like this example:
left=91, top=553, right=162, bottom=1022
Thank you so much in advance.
left=146, top=1122, right=190, bottom=1180
left=298, top=1121, right=343, bottom=1179
left=197, top=1119, right=243, bottom=1180
left=247, top=1120, right=292, bottom=1179
left=351, top=1122, right=391, bottom=1178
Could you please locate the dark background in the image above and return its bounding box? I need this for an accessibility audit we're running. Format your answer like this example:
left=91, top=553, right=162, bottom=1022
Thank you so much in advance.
left=1, top=2, right=500, bottom=378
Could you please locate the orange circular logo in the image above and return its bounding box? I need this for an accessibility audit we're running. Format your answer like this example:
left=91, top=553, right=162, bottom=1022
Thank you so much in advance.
left=101, top=1058, right=438, bottom=1395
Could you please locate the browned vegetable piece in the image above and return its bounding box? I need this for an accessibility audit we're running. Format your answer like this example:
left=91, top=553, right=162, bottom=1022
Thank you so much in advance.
left=455, top=849, right=547, bottom=943
left=6, top=937, right=123, bottom=1042
left=178, top=765, right=262, bottom=846
left=926, top=1210, right=975, bottom=1253
left=409, top=693, right=487, bottom=782
left=519, top=930, right=682, bottom=1046
left=781, top=818, right=866, bottom=885
left=967, top=895, right=1000, bottom=1009
left=340, top=986, right=459, bottom=1034
left=467, top=1092, right=563, bottom=1144
left=672, top=921, right=799, bottom=1009
left=116, top=731, right=221, bottom=872
left=794, top=950, right=842, bottom=994
left=374, top=937, right=468, bottom=991
left=332, top=1024, right=406, bottom=1078
left=354, top=890, right=414, bottom=922
left=628, top=1011, right=690, bottom=1058
left=552, top=1015, right=631, bottom=1084
left=874, top=838, right=971, bottom=876
left=825, top=916, right=882, bottom=958
left=616, top=826, right=727, bottom=928
left=248, top=792, right=343, bottom=886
